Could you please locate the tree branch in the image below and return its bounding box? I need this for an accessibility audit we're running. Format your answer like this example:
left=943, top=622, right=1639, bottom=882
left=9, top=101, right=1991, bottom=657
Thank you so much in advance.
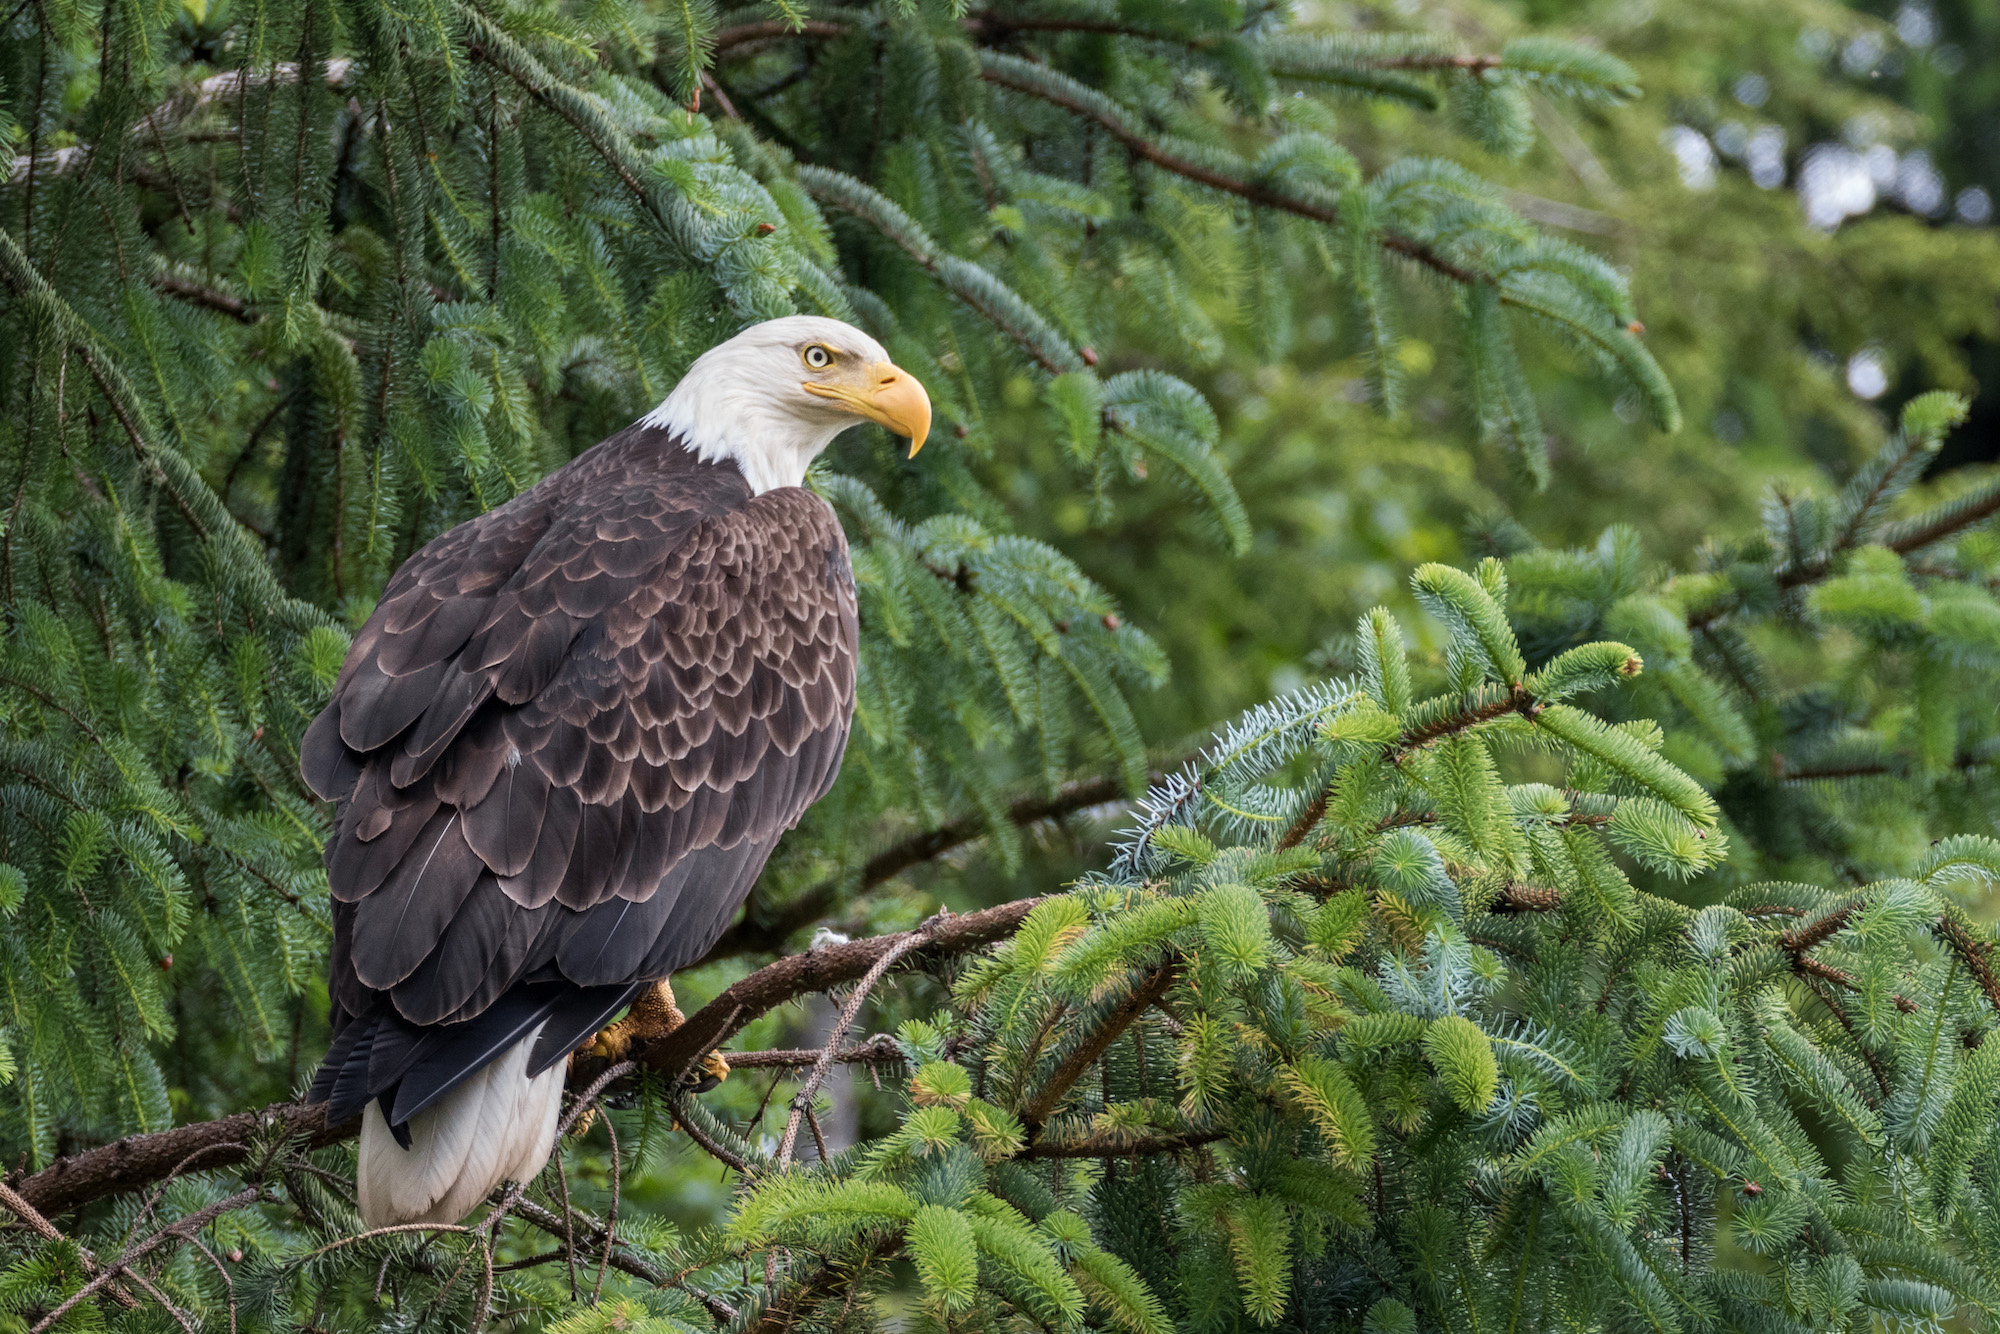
left=1935, top=912, right=2000, bottom=1020
left=975, top=58, right=1482, bottom=288
left=711, top=19, right=847, bottom=54
left=151, top=271, right=253, bottom=323
left=9, top=898, right=1044, bottom=1216
left=1019, top=964, right=1178, bottom=1134
left=1687, top=488, right=2000, bottom=633
left=1277, top=685, right=1535, bottom=849
left=709, top=772, right=1140, bottom=960
left=706, top=16, right=1500, bottom=294
left=1018, top=1128, right=1225, bottom=1159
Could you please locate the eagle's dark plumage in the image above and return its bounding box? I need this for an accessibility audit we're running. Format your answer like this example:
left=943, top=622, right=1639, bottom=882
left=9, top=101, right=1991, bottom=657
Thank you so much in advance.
left=303, top=426, right=857, bottom=1138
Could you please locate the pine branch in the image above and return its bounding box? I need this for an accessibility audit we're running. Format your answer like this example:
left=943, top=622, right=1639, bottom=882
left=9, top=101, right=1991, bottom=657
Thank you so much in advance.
left=1277, top=684, right=1536, bottom=849
left=1935, top=912, right=2000, bottom=1021
left=461, top=4, right=706, bottom=262
left=0, top=1181, right=141, bottom=1310
left=26, top=1186, right=265, bottom=1334
left=509, top=1197, right=739, bottom=1323
left=975, top=54, right=1483, bottom=288
left=1773, top=749, right=1996, bottom=783
left=4, top=60, right=356, bottom=180
left=1369, top=53, right=1505, bottom=72
left=1017, top=1128, right=1226, bottom=1159
left=702, top=21, right=1511, bottom=292
left=7, top=898, right=1044, bottom=1214
left=711, top=771, right=1144, bottom=960
left=1019, top=963, right=1178, bottom=1134
left=799, top=165, right=1086, bottom=374
left=1491, top=882, right=1562, bottom=912
left=1687, top=494, right=2000, bottom=633
left=711, top=15, right=1511, bottom=69
left=726, top=1033, right=906, bottom=1068
left=710, top=18, right=847, bottom=54
left=0, top=224, right=331, bottom=636
left=1878, top=481, right=2000, bottom=557
left=150, top=271, right=254, bottom=323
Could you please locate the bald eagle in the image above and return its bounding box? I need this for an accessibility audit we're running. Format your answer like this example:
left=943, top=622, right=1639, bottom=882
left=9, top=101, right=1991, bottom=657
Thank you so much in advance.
left=300, top=317, right=930, bottom=1226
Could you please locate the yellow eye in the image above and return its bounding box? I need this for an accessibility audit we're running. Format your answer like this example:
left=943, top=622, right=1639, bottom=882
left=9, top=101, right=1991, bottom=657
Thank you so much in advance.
left=803, top=345, right=833, bottom=370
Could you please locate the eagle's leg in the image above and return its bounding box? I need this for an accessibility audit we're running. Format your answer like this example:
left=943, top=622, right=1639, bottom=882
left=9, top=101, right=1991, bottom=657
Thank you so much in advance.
left=579, top=980, right=732, bottom=1090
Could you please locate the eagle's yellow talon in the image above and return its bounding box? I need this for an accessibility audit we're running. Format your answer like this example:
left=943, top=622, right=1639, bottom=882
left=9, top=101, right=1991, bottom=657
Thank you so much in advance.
left=578, top=978, right=686, bottom=1065
left=700, top=1051, right=731, bottom=1085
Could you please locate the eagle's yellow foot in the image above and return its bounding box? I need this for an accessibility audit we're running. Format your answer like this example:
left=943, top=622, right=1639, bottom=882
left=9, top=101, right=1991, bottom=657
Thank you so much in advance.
left=694, top=1049, right=731, bottom=1092
left=583, top=978, right=685, bottom=1062
left=574, top=980, right=731, bottom=1090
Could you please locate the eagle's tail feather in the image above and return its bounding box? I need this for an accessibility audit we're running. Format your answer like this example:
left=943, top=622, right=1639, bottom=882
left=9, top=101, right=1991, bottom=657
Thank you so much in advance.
left=356, top=1026, right=563, bottom=1228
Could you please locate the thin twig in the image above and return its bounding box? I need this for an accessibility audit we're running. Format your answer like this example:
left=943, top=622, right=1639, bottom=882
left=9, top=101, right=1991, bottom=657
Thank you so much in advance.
left=728, top=1034, right=908, bottom=1069
left=711, top=775, right=1138, bottom=959
left=666, top=1093, right=757, bottom=1175
left=0, top=1180, right=141, bottom=1309
left=806, top=1105, right=831, bottom=1164
left=29, top=1186, right=263, bottom=1333
left=775, top=924, right=934, bottom=1169
left=555, top=1146, right=579, bottom=1300
left=977, top=58, right=1483, bottom=287
left=1018, top=1128, right=1227, bottom=1159
left=185, top=1238, right=238, bottom=1334
left=120, top=1267, right=197, bottom=1334
left=1279, top=686, right=1535, bottom=849
left=1021, top=965, right=1179, bottom=1134
left=593, top=1114, right=620, bottom=1305
left=511, top=1197, right=739, bottom=1323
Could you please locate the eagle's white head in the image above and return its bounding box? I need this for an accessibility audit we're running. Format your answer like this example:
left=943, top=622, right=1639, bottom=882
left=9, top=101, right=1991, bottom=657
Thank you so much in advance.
left=638, top=315, right=932, bottom=494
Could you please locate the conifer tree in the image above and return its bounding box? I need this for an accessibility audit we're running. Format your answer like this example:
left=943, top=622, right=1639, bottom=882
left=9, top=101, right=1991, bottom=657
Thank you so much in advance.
left=3, top=0, right=2000, bottom=1331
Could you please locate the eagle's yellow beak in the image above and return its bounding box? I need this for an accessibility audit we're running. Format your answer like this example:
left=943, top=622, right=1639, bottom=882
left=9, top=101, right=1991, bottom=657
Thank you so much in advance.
left=805, top=362, right=932, bottom=457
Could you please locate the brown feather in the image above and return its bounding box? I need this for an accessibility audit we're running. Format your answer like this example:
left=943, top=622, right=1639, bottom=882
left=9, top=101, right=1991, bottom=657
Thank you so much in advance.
left=350, top=810, right=485, bottom=989
left=461, top=758, right=550, bottom=877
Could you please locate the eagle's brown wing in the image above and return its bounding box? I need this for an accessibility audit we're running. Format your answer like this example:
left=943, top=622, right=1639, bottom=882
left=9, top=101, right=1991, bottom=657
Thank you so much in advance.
left=301, top=427, right=856, bottom=1126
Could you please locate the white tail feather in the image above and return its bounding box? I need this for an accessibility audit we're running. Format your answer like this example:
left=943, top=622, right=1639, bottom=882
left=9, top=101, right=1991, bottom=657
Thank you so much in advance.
left=356, top=1025, right=564, bottom=1227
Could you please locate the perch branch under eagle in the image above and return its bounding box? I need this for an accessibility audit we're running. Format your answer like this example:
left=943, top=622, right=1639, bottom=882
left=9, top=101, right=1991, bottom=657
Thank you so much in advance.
left=300, top=317, right=929, bottom=1226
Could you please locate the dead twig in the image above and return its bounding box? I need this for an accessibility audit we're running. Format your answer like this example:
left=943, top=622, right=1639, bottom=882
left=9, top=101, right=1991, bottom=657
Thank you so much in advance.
left=775, top=921, right=936, bottom=1169
left=29, top=1186, right=263, bottom=1334
left=0, top=1180, right=141, bottom=1310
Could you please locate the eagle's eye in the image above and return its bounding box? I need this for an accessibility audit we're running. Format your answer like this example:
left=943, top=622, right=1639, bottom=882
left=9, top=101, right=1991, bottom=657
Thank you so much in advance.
left=802, top=345, right=833, bottom=371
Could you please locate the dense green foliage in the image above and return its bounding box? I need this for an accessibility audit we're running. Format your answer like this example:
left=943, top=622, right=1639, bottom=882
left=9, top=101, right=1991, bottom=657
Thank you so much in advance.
left=1, top=0, right=2000, bottom=1328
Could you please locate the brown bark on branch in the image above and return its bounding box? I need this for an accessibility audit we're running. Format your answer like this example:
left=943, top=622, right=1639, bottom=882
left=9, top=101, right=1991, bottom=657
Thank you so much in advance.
left=1018, top=1128, right=1226, bottom=1159
left=974, top=59, right=1483, bottom=288
left=1936, top=912, right=2000, bottom=1019
left=7, top=897, right=1043, bottom=1217
left=1276, top=685, right=1535, bottom=850
left=1686, top=489, right=2000, bottom=633
left=1019, top=964, right=1178, bottom=1135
